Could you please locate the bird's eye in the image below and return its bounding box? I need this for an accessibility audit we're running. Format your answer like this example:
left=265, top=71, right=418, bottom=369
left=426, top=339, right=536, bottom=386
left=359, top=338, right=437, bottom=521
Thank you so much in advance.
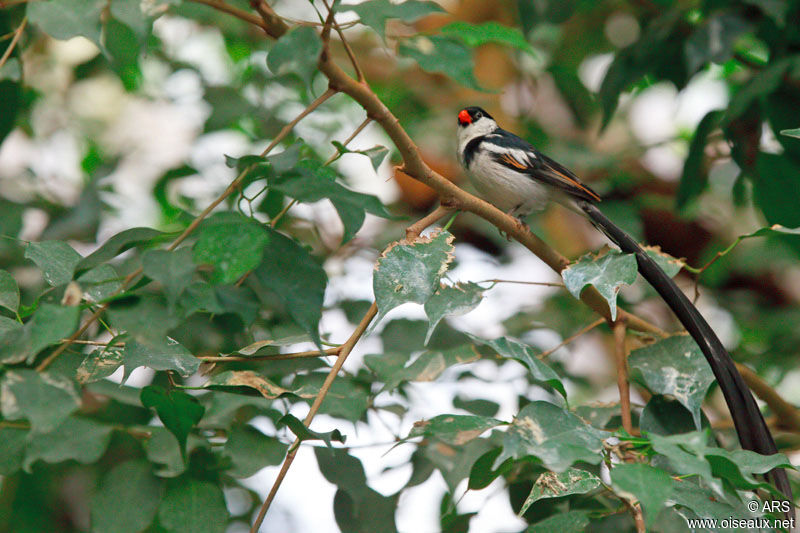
left=475, top=111, right=482, bottom=119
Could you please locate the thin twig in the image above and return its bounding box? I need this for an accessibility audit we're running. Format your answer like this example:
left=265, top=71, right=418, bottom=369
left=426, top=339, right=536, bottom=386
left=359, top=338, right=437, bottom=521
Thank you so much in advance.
left=198, top=347, right=339, bottom=362
left=250, top=302, right=378, bottom=532
left=538, top=317, right=605, bottom=360
left=36, top=88, right=337, bottom=372
left=0, top=17, right=26, bottom=72
left=323, top=116, right=372, bottom=165
left=478, top=279, right=564, bottom=288
left=321, top=0, right=364, bottom=82
left=405, top=205, right=454, bottom=240
left=735, top=362, right=800, bottom=433
left=613, top=319, right=634, bottom=435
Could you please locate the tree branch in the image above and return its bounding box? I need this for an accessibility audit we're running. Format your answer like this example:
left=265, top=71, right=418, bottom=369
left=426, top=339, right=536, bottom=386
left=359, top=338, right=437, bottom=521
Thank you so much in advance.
left=0, top=17, right=25, bottom=72
left=735, top=362, right=800, bottom=433
left=613, top=319, right=634, bottom=435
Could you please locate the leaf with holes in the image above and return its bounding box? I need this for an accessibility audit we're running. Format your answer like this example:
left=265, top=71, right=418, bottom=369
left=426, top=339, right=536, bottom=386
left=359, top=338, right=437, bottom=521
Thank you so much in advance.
left=407, top=414, right=505, bottom=445
left=424, top=282, right=484, bottom=344
left=520, top=469, right=601, bottom=515
left=496, top=401, right=605, bottom=472
left=140, top=385, right=205, bottom=460
left=470, top=336, right=567, bottom=400
left=562, top=248, right=637, bottom=321
left=373, top=229, right=454, bottom=323
left=628, top=335, right=714, bottom=428
left=76, top=346, right=124, bottom=384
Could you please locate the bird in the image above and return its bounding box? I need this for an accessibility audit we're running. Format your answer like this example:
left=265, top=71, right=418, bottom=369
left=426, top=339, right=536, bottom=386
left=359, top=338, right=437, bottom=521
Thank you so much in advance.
left=456, top=105, right=793, bottom=505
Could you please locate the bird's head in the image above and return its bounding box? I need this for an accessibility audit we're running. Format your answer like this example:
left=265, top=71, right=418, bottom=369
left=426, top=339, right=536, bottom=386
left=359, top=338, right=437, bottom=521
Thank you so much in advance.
left=457, top=106, right=497, bottom=141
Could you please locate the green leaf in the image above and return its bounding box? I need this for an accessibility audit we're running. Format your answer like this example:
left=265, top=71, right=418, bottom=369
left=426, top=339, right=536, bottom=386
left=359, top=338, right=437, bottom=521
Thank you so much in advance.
left=648, top=430, right=721, bottom=496
left=343, top=0, right=444, bottom=39
left=270, top=160, right=397, bottom=244
left=525, top=510, right=591, bottom=533
left=224, top=424, right=287, bottom=478
left=252, top=227, right=327, bottom=346
left=667, top=477, right=752, bottom=524
left=292, top=374, right=370, bottom=423
left=266, top=26, right=321, bottom=89
left=25, top=240, right=82, bottom=286
left=24, top=416, right=113, bottom=471
left=643, top=246, right=684, bottom=278
left=0, top=369, right=80, bottom=433
left=610, top=463, right=673, bottom=529
left=467, top=447, right=512, bottom=490
left=0, top=270, right=19, bottom=312
left=27, top=0, right=105, bottom=47
left=140, top=385, right=205, bottom=460
left=193, top=212, right=267, bottom=284
left=440, top=21, right=536, bottom=55
left=453, top=396, right=500, bottom=417
left=469, top=336, right=567, bottom=400
left=407, top=414, right=505, bottom=445
left=754, top=153, right=800, bottom=228
left=157, top=477, right=228, bottom=533
left=562, top=249, right=637, bottom=321
left=143, top=248, right=195, bottom=306
left=0, top=81, right=21, bottom=145
left=684, top=14, right=749, bottom=75
left=725, top=57, right=796, bottom=123
left=142, top=426, right=188, bottom=478
left=278, top=413, right=346, bottom=446
left=0, top=303, right=80, bottom=364
left=640, top=395, right=699, bottom=436
left=76, top=227, right=165, bottom=274
left=399, top=35, right=485, bottom=91
left=497, top=401, right=605, bottom=472
left=677, top=110, right=724, bottom=208
left=780, top=128, right=800, bottom=139
left=331, top=141, right=389, bottom=172
left=109, top=0, right=152, bottom=41
left=77, top=345, right=124, bottom=384
left=107, top=296, right=179, bottom=343
left=77, top=264, right=123, bottom=303
left=373, top=229, right=454, bottom=323
left=519, top=468, right=601, bottom=515
left=424, top=282, right=484, bottom=344
left=124, top=338, right=201, bottom=382
left=0, top=58, right=21, bottom=82
left=367, top=345, right=480, bottom=391
left=90, top=460, right=162, bottom=533
left=628, top=335, right=715, bottom=428
left=0, top=426, right=27, bottom=475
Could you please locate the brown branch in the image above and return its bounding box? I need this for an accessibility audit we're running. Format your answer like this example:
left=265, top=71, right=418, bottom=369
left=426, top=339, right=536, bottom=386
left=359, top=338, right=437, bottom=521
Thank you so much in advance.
left=36, top=88, right=337, bottom=372
left=0, top=17, right=25, bottom=72
left=320, top=0, right=364, bottom=82
left=735, top=362, right=800, bottom=433
left=405, top=205, right=454, bottom=240
left=248, top=0, right=289, bottom=38
left=187, top=0, right=269, bottom=33
left=613, top=319, right=634, bottom=435
left=250, top=302, right=378, bottom=532
left=538, top=318, right=605, bottom=360
left=479, top=279, right=564, bottom=288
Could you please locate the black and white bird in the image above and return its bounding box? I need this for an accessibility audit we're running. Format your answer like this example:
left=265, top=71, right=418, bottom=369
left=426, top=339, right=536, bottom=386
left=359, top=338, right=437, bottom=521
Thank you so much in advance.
left=456, top=105, right=792, bottom=503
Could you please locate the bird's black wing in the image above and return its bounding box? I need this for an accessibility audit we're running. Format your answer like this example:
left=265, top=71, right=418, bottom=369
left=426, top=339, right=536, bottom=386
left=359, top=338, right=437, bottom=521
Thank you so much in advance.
left=486, top=130, right=601, bottom=203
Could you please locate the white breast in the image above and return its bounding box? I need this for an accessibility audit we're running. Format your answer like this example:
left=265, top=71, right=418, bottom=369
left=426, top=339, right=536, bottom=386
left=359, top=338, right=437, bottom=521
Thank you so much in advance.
left=466, top=149, right=551, bottom=217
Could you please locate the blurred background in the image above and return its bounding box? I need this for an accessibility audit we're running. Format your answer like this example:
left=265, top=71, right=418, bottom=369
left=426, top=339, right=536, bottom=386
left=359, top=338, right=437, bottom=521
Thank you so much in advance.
left=1, top=0, right=800, bottom=531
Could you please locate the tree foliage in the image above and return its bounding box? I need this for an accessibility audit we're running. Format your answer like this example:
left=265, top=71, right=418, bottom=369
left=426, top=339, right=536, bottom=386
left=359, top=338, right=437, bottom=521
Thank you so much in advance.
left=1, top=0, right=799, bottom=531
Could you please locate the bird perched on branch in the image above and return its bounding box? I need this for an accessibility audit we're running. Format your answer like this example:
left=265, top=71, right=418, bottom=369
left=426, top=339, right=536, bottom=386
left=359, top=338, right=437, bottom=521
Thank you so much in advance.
left=456, top=105, right=792, bottom=504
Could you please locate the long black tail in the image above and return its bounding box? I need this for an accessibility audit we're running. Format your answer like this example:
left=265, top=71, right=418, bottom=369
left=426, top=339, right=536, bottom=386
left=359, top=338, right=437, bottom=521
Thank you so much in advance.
left=579, top=200, right=793, bottom=506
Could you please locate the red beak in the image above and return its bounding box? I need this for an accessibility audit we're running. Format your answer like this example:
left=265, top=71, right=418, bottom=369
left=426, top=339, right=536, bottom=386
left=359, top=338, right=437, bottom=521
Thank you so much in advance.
left=458, top=109, right=471, bottom=125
